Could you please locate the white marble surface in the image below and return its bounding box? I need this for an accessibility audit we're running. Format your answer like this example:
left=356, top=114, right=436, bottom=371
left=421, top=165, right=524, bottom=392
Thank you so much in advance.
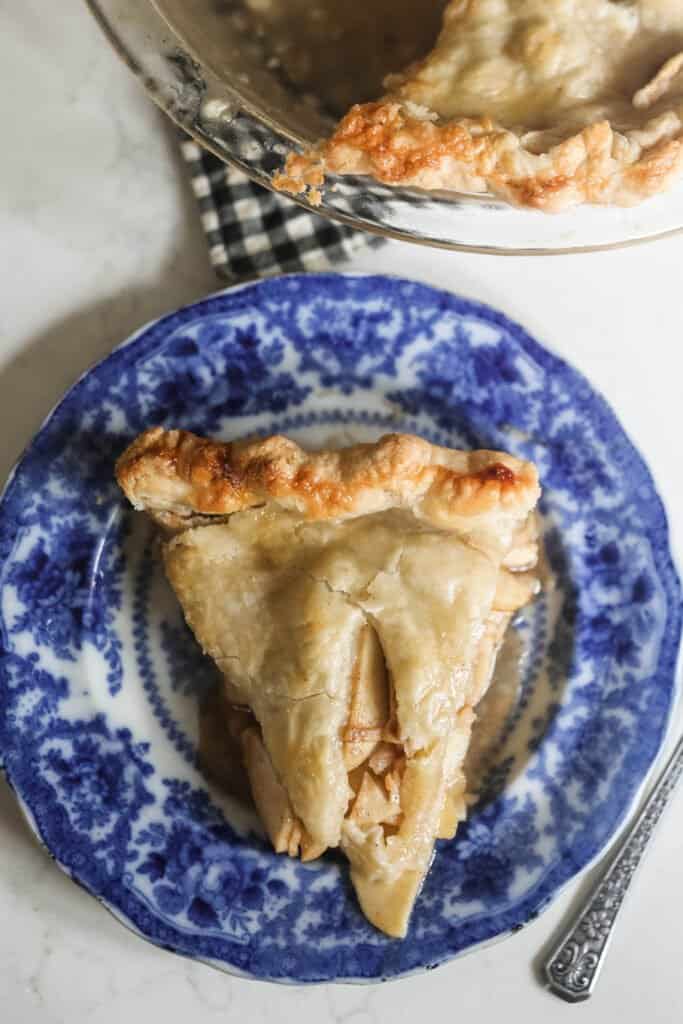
left=2, top=3, right=683, bottom=1021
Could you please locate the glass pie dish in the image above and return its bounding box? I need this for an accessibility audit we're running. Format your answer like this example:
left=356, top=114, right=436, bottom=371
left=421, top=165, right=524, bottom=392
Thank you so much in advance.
left=87, top=0, right=683, bottom=253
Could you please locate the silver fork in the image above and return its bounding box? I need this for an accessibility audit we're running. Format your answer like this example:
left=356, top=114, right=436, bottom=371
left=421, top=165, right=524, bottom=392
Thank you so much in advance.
left=544, top=732, right=683, bottom=1002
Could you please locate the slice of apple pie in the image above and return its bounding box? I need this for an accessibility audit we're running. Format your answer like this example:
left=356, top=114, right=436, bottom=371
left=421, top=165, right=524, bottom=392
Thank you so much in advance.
left=116, top=428, right=541, bottom=936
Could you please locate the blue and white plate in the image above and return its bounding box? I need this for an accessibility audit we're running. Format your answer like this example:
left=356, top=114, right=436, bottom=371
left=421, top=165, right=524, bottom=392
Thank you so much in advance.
left=0, top=274, right=680, bottom=983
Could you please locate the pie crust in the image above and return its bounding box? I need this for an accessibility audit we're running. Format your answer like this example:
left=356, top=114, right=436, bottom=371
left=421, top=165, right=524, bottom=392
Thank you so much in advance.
left=274, top=0, right=683, bottom=211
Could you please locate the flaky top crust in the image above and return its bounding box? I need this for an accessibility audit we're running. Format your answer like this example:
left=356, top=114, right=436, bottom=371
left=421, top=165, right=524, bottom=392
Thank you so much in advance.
left=116, top=427, right=540, bottom=527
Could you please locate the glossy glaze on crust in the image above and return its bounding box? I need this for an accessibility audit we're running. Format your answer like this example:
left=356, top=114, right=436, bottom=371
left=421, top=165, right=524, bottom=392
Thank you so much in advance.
left=275, top=0, right=683, bottom=211
left=116, top=427, right=540, bottom=528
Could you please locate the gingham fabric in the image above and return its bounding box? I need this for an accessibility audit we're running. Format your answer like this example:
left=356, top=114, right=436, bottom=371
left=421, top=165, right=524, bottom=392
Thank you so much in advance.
left=180, top=137, right=383, bottom=281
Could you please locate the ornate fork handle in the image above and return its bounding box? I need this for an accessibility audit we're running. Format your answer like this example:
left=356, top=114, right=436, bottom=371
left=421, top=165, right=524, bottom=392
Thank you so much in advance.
left=545, top=733, right=683, bottom=1002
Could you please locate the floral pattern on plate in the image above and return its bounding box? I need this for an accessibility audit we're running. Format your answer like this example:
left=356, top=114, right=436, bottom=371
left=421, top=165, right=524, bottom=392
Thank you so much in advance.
left=0, top=274, right=679, bottom=982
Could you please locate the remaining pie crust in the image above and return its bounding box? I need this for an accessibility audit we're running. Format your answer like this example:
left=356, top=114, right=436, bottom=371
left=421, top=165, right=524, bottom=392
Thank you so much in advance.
left=117, top=428, right=541, bottom=936
left=274, top=0, right=683, bottom=211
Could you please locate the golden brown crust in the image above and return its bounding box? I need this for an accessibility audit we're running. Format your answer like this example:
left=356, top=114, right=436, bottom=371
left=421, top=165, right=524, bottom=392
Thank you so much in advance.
left=277, top=102, right=683, bottom=212
left=116, top=427, right=540, bottom=527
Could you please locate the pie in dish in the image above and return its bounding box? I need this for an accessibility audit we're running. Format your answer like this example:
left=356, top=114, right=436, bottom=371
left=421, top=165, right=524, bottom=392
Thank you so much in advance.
left=274, top=0, right=683, bottom=211
left=116, top=428, right=541, bottom=936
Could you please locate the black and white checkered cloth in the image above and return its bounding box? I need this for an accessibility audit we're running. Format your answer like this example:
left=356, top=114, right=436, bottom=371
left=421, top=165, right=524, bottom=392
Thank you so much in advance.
left=180, top=137, right=383, bottom=281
